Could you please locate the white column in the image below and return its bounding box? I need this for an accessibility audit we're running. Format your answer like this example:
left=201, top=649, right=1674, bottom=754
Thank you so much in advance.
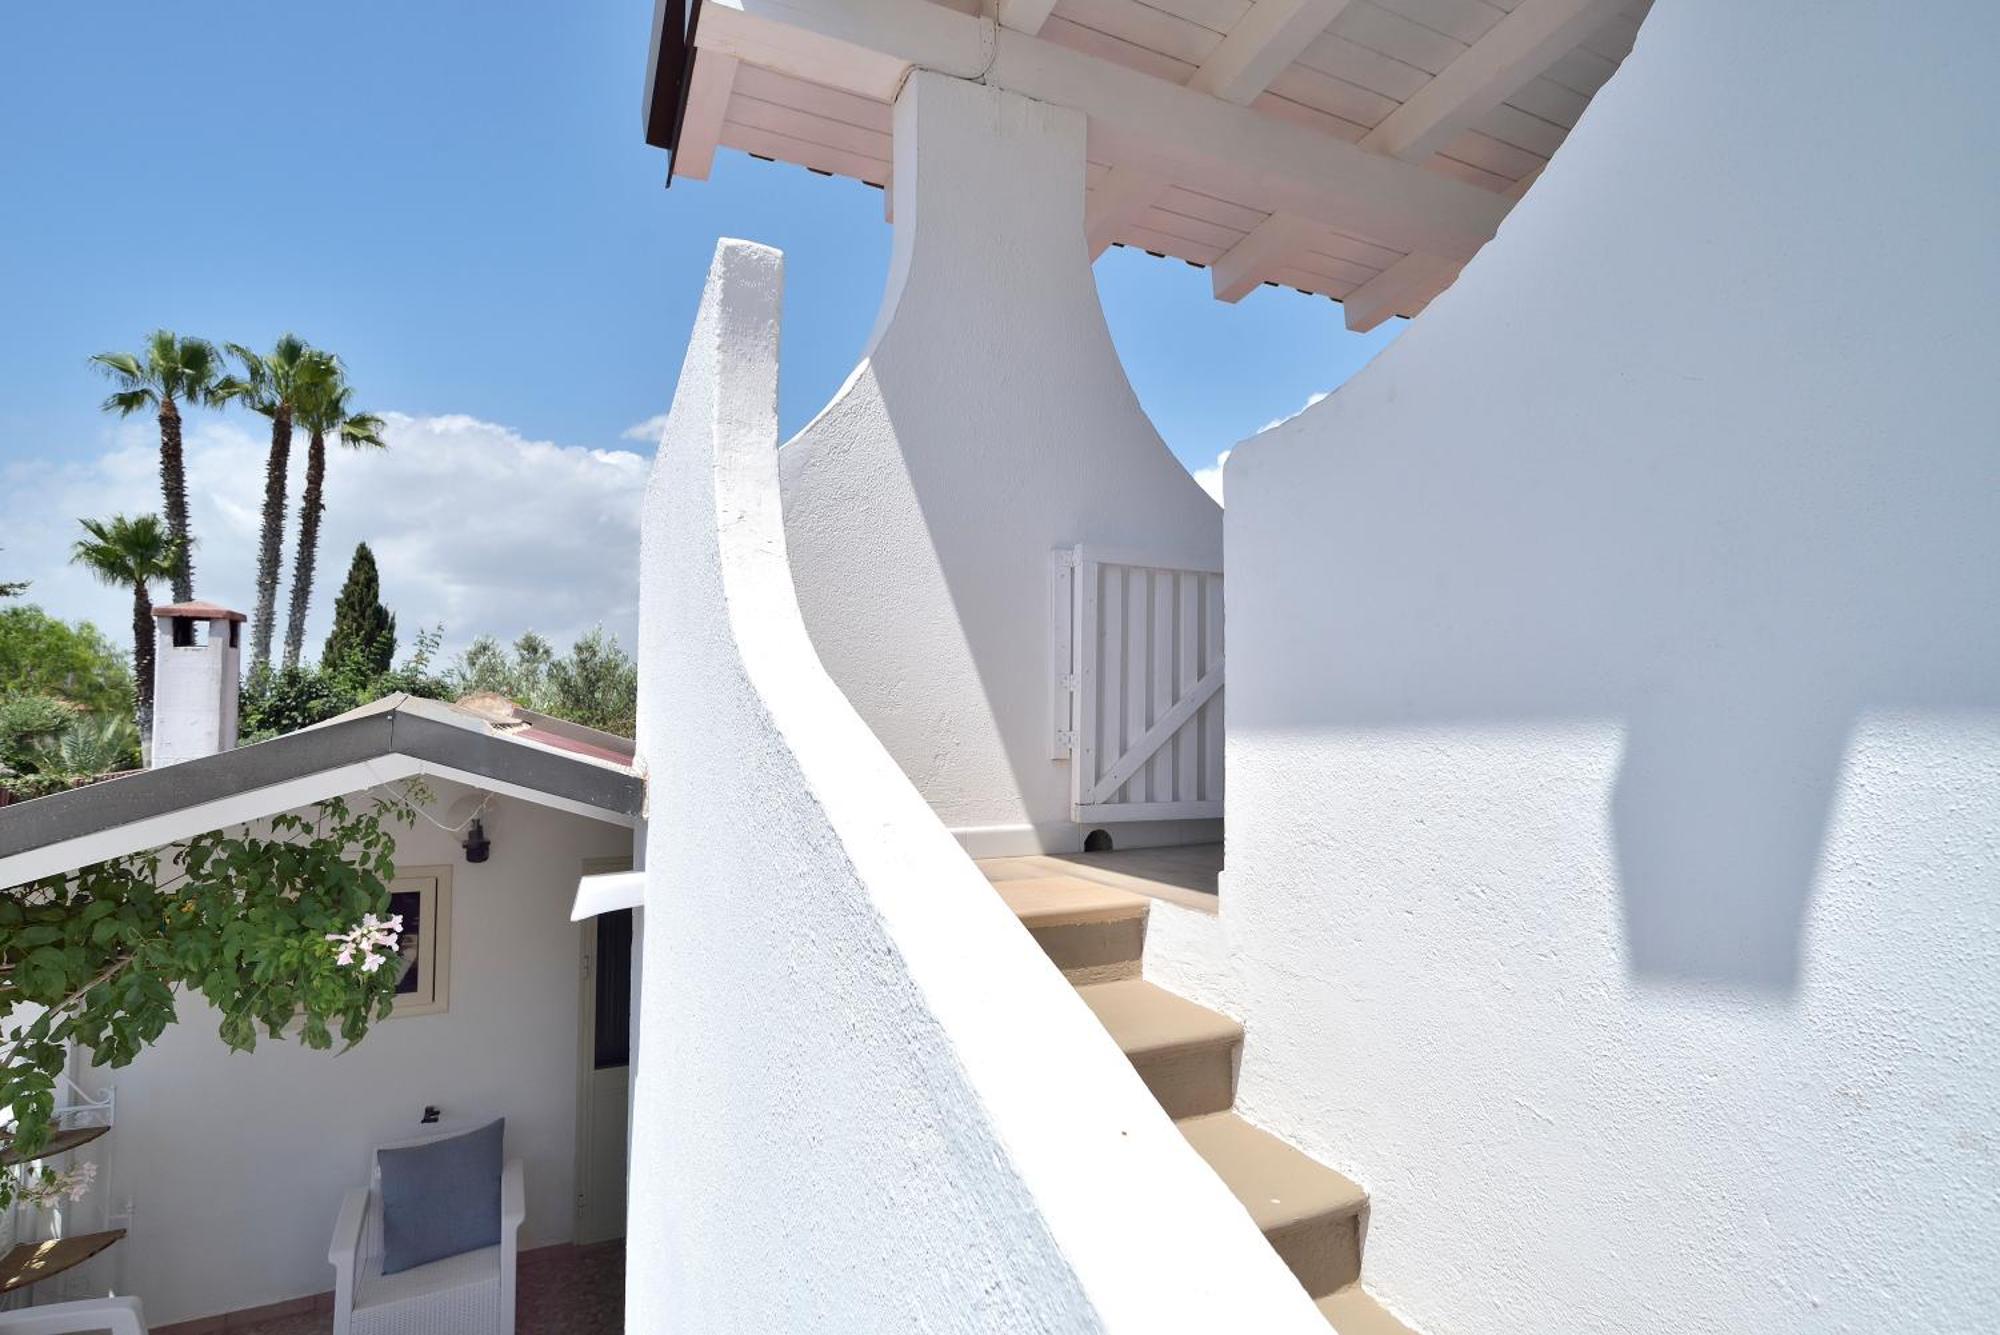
left=781, top=71, right=1222, bottom=855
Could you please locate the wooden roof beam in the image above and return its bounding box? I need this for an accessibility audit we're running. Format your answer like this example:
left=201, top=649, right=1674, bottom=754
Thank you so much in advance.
left=696, top=0, right=1511, bottom=262
left=1212, top=211, right=1325, bottom=302
left=1341, top=252, right=1459, bottom=332
left=1189, top=0, right=1356, bottom=105
left=1359, top=0, right=1628, bottom=163
left=997, top=0, right=1061, bottom=36
left=674, top=52, right=740, bottom=181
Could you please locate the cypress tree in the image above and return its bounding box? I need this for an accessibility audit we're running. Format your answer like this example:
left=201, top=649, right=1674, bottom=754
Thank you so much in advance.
left=321, top=543, right=397, bottom=678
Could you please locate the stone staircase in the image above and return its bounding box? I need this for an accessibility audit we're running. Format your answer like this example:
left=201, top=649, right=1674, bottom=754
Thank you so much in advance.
left=983, top=865, right=1416, bottom=1334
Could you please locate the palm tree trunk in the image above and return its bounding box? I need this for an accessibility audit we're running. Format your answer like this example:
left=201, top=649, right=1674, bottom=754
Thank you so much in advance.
left=250, top=408, right=292, bottom=674
left=132, top=579, right=155, bottom=739
left=157, top=397, right=195, bottom=602
left=283, top=430, right=327, bottom=668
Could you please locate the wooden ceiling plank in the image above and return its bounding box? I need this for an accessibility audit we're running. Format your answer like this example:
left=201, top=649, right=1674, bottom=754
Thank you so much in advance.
left=1341, top=249, right=1458, bottom=330
left=1251, top=89, right=1369, bottom=142
left=719, top=119, right=892, bottom=183
left=1211, top=210, right=1327, bottom=301
left=1121, top=223, right=1227, bottom=266
left=732, top=63, right=893, bottom=131
left=1358, top=0, right=1624, bottom=162
left=1088, top=166, right=1173, bottom=257
left=1059, top=0, right=1225, bottom=64
left=1370, top=0, right=1506, bottom=46
left=675, top=52, right=741, bottom=181
left=1042, top=14, right=1202, bottom=81
left=1189, top=0, right=1358, bottom=104
left=999, top=0, right=1064, bottom=35
left=729, top=94, right=893, bottom=159
left=700, top=0, right=1511, bottom=260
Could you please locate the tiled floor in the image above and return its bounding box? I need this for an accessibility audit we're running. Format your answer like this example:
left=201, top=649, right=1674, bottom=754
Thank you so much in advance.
left=229, top=1243, right=624, bottom=1335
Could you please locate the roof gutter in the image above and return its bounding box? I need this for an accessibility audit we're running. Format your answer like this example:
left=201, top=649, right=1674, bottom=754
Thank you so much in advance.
left=0, top=703, right=644, bottom=889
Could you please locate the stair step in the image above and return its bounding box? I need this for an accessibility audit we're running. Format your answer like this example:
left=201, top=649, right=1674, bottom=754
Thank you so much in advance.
left=996, top=876, right=1149, bottom=983
left=1315, top=1286, right=1418, bottom=1334
left=1074, top=979, right=1240, bottom=1118
left=1179, top=1111, right=1366, bottom=1299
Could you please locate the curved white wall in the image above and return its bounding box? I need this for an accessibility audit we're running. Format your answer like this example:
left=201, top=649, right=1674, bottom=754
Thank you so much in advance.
left=1216, top=2, right=2000, bottom=1332
left=780, top=72, right=1222, bottom=853
left=628, top=238, right=1326, bottom=1333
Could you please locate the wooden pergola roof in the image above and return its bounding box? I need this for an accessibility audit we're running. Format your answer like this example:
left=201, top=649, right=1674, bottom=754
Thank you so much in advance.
left=645, top=0, right=1651, bottom=330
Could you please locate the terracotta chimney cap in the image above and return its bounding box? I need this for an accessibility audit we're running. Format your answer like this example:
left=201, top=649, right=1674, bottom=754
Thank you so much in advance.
left=152, top=600, right=247, bottom=622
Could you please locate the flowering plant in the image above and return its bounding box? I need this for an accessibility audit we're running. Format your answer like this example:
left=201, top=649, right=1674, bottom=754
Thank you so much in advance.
left=326, top=913, right=403, bottom=974
left=16, top=1161, right=95, bottom=1209
left=1, top=785, right=425, bottom=1205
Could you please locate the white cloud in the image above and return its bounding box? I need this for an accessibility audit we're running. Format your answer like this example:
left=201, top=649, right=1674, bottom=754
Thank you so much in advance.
left=1258, top=389, right=1329, bottom=435
left=1184, top=389, right=1332, bottom=506
left=1192, top=449, right=1229, bottom=505
left=0, top=412, right=647, bottom=666
left=621, top=413, right=669, bottom=443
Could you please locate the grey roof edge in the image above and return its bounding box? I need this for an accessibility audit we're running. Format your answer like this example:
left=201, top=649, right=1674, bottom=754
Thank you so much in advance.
left=0, top=702, right=644, bottom=863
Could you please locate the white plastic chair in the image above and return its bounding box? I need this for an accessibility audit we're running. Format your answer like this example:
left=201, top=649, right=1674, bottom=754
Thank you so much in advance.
left=328, top=1129, right=524, bottom=1335
left=0, top=1297, right=147, bottom=1333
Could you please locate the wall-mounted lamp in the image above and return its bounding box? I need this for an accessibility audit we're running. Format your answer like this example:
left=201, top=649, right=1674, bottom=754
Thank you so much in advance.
left=463, top=819, right=491, bottom=864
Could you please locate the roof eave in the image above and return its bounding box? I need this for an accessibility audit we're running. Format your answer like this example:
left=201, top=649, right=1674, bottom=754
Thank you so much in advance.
left=0, top=703, right=644, bottom=889
left=643, top=0, right=704, bottom=185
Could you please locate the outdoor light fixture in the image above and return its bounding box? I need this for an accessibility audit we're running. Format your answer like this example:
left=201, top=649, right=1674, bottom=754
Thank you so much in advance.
left=462, top=819, right=491, bottom=864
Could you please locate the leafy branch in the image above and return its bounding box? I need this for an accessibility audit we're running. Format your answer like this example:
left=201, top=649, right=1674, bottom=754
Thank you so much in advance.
left=1, top=785, right=425, bottom=1204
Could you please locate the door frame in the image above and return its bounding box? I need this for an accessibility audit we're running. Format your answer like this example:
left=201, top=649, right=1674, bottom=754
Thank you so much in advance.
left=573, top=854, right=633, bottom=1244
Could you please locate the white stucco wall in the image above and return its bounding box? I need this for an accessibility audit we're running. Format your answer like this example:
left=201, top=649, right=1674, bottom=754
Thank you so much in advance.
left=628, top=237, right=1326, bottom=1333
left=780, top=71, right=1222, bottom=854
left=86, top=781, right=629, bottom=1326
left=1211, top=2, right=2000, bottom=1332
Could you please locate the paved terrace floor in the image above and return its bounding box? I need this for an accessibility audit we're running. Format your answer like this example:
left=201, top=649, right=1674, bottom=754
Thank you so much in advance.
left=172, top=1243, right=623, bottom=1335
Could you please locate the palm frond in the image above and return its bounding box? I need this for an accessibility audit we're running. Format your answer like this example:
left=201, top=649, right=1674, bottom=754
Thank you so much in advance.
left=339, top=412, right=388, bottom=450
left=88, top=350, right=146, bottom=387
left=70, top=514, right=183, bottom=587
left=99, top=387, right=157, bottom=416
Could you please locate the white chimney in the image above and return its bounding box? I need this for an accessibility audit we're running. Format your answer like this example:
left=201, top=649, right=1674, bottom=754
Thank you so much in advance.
left=151, top=601, right=243, bottom=767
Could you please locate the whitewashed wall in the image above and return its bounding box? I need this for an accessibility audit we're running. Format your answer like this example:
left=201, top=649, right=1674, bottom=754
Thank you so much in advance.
left=780, top=71, right=1222, bottom=855
left=628, top=237, right=1325, bottom=1333
left=1212, top=2, right=2000, bottom=1332
left=88, top=782, right=629, bottom=1326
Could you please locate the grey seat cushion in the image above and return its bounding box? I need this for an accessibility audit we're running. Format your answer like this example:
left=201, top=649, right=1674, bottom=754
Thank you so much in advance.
left=378, top=1118, right=505, bottom=1275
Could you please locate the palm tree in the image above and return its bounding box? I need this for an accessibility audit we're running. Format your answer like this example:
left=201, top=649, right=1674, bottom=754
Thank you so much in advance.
left=89, top=331, right=225, bottom=602
left=215, top=335, right=331, bottom=674
left=70, top=515, right=182, bottom=736
left=284, top=365, right=386, bottom=668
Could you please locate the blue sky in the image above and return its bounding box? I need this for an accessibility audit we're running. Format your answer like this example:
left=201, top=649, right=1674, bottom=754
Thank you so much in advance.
left=0, top=1, right=1397, bottom=655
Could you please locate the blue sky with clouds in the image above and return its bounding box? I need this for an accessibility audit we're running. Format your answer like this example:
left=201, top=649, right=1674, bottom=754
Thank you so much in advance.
left=0, top=1, right=1397, bottom=655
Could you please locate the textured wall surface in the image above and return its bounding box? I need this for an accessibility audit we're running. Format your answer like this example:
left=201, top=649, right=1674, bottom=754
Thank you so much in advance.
left=780, top=72, right=1222, bottom=853
left=628, top=238, right=1325, bottom=1333
left=1214, top=2, right=2000, bottom=1332
left=91, top=783, right=630, bottom=1326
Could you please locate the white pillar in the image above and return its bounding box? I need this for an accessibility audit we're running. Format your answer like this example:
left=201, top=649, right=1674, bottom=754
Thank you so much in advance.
left=781, top=71, right=1222, bottom=855
left=150, top=602, right=242, bottom=766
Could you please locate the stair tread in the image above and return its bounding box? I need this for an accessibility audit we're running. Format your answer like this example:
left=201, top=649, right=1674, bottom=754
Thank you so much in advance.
left=1315, top=1286, right=1417, bottom=1334
left=1177, top=1112, right=1367, bottom=1233
left=995, top=876, right=1150, bottom=928
left=1074, top=979, right=1241, bottom=1058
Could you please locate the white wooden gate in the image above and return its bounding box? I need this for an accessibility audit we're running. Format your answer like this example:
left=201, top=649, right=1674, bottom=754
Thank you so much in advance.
left=1051, top=547, right=1223, bottom=823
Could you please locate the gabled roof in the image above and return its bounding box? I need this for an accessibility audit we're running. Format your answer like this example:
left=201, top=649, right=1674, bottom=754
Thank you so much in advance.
left=0, top=694, right=643, bottom=889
